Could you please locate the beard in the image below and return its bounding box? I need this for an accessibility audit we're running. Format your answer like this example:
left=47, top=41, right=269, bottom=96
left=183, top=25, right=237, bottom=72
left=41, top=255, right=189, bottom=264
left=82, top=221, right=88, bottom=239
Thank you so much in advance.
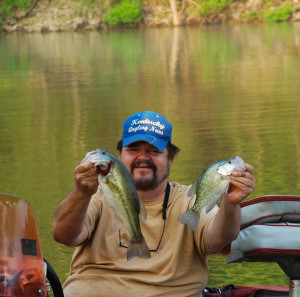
left=130, top=160, right=170, bottom=191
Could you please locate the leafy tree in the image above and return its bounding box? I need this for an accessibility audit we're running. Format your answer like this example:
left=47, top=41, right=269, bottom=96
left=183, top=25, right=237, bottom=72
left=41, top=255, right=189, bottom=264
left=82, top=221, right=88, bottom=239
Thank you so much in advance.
left=263, top=1, right=294, bottom=22
left=0, top=0, right=32, bottom=23
left=102, top=0, right=143, bottom=26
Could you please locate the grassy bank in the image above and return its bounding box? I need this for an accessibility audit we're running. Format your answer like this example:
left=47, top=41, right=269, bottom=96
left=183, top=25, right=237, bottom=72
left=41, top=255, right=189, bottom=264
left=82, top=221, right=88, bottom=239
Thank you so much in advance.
left=1, top=0, right=300, bottom=32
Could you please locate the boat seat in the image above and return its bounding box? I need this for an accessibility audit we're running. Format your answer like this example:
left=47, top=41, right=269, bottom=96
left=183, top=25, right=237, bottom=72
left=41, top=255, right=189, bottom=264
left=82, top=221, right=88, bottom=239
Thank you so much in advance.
left=227, top=195, right=300, bottom=296
left=240, top=195, right=300, bottom=229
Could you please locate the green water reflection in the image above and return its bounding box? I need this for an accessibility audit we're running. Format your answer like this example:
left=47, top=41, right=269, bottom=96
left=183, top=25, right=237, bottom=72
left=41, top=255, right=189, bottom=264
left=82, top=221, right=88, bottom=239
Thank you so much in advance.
left=0, top=23, right=299, bottom=287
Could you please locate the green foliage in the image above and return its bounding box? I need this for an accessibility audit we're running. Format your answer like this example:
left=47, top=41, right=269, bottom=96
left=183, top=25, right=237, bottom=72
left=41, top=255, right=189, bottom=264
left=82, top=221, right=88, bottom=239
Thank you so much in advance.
left=201, top=0, right=233, bottom=16
left=262, top=1, right=294, bottom=22
left=2, top=0, right=31, bottom=8
left=242, top=1, right=294, bottom=22
left=0, top=0, right=31, bottom=23
left=242, top=10, right=261, bottom=20
left=187, top=0, right=234, bottom=17
left=0, top=6, right=12, bottom=23
left=102, top=0, right=142, bottom=26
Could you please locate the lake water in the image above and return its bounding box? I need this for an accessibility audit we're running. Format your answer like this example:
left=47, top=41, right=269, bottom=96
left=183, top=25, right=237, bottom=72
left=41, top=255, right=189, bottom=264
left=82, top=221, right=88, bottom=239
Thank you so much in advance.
left=0, top=23, right=300, bottom=288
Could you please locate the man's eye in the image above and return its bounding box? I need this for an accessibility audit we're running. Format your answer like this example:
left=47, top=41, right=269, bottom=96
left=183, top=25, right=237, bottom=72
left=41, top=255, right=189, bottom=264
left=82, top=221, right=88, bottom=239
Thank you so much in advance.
left=150, top=150, right=160, bottom=154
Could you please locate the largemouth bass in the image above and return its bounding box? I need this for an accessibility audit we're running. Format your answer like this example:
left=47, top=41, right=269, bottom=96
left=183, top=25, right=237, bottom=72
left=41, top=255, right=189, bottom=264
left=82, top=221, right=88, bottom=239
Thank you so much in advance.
left=178, top=156, right=246, bottom=230
left=82, top=149, right=151, bottom=261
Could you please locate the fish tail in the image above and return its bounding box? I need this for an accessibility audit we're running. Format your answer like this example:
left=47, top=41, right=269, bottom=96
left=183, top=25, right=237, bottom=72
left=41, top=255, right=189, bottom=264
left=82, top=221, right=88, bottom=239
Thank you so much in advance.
left=127, top=237, right=151, bottom=261
left=178, top=209, right=200, bottom=230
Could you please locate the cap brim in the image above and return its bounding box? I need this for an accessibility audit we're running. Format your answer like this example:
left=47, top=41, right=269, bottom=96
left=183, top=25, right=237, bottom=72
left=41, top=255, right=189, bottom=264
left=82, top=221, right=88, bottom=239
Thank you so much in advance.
left=123, top=134, right=168, bottom=151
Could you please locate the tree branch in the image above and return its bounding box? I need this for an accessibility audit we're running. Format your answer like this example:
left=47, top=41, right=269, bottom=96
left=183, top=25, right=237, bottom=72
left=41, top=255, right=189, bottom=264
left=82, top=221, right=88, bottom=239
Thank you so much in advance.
left=15, top=0, right=38, bottom=20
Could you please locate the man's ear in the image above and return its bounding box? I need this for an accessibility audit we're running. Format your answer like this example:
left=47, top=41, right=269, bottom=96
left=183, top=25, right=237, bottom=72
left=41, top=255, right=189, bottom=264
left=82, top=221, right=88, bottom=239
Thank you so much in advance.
left=118, top=150, right=123, bottom=160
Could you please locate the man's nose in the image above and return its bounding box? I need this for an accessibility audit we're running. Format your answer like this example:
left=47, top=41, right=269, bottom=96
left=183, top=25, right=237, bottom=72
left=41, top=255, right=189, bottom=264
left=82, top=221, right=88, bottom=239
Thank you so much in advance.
left=136, top=150, right=150, bottom=160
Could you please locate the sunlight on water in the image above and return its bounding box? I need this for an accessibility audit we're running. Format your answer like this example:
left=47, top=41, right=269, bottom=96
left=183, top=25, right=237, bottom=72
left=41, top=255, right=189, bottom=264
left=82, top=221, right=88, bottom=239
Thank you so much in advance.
left=0, top=23, right=299, bottom=286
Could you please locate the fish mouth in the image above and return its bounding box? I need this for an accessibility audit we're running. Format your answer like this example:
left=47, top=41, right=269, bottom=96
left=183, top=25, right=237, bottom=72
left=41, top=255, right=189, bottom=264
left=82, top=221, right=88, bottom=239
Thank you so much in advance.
left=96, top=161, right=112, bottom=176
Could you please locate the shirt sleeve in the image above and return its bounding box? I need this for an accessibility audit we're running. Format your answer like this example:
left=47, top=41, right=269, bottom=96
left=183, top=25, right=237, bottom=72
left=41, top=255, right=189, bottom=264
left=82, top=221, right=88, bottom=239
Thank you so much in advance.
left=193, top=205, right=231, bottom=257
left=193, top=205, right=218, bottom=256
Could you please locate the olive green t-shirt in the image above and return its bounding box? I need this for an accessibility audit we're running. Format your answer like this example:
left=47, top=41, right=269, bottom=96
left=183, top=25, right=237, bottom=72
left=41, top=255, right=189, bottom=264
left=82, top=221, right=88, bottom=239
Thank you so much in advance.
left=63, top=182, right=227, bottom=297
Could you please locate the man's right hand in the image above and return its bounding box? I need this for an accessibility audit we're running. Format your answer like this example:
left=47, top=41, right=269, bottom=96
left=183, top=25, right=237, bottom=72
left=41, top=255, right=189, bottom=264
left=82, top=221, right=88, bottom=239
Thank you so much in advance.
left=74, top=162, right=99, bottom=197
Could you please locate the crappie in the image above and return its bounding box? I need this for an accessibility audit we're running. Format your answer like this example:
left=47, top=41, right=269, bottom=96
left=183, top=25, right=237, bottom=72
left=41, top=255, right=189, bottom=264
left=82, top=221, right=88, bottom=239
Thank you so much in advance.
left=82, top=149, right=151, bottom=261
left=178, top=156, right=246, bottom=230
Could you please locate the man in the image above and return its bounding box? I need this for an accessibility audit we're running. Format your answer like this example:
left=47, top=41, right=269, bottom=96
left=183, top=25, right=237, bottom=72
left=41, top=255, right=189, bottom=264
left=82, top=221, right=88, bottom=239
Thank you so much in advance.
left=53, top=111, right=255, bottom=297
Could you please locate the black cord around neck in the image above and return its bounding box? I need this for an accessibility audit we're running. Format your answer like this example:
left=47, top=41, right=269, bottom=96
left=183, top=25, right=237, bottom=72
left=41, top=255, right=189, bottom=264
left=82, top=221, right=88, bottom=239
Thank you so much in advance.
left=162, top=182, right=170, bottom=220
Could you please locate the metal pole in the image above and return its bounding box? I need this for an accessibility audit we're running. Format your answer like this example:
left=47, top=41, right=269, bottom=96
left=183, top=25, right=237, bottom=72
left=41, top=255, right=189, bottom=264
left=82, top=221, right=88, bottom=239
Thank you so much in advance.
left=289, top=280, right=300, bottom=297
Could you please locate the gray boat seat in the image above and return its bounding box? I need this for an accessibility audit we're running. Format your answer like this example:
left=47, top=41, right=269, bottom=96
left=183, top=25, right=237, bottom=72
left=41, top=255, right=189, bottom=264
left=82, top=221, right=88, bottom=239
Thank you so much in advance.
left=227, top=195, right=300, bottom=297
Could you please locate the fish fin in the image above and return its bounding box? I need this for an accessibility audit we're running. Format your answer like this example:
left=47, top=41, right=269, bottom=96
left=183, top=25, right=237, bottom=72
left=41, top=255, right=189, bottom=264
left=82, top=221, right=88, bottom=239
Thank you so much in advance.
left=112, top=213, right=123, bottom=230
left=205, top=196, right=220, bottom=213
left=139, top=199, right=148, bottom=222
left=205, top=180, right=230, bottom=213
left=187, top=182, right=197, bottom=197
left=127, top=237, right=151, bottom=261
left=178, top=208, right=200, bottom=230
left=205, top=202, right=217, bottom=214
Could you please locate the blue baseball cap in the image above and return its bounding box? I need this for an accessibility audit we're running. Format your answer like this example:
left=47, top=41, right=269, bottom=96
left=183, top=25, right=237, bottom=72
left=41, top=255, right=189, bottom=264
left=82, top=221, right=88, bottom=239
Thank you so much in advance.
left=122, top=111, right=173, bottom=151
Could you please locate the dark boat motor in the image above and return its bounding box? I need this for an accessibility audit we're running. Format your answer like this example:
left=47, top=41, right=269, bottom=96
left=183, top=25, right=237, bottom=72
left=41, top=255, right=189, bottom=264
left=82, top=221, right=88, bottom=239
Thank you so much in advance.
left=0, top=193, right=64, bottom=297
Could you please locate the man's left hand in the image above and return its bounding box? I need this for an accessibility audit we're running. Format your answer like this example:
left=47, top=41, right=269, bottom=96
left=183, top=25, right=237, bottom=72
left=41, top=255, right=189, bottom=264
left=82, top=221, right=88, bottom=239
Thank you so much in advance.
left=226, top=163, right=255, bottom=204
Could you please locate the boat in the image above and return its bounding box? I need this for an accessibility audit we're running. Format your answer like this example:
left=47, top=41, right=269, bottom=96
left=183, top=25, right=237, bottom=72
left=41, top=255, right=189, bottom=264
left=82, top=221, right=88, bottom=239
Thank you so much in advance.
left=206, top=195, right=300, bottom=297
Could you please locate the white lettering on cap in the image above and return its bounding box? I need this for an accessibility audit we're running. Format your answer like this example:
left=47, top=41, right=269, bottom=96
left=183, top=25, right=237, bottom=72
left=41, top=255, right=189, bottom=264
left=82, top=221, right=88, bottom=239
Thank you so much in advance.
left=131, top=118, right=165, bottom=130
left=150, top=126, right=163, bottom=135
left=128, top=125, right=148, bottom=133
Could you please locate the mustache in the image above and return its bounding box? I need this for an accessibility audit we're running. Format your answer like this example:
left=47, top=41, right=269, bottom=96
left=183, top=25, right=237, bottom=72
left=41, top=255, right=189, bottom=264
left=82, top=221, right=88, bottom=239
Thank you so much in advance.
left=130, top=160, right=157, bottom=172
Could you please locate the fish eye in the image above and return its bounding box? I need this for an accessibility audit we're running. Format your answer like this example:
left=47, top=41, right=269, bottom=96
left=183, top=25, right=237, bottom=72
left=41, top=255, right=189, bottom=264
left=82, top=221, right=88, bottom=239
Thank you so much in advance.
left=229, top=161, right=232, bottom=164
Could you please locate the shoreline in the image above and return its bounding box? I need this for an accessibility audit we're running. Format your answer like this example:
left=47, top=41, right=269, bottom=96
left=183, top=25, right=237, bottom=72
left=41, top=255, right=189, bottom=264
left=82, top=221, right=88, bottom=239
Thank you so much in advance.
left=1, top=0, right=300, bottom=33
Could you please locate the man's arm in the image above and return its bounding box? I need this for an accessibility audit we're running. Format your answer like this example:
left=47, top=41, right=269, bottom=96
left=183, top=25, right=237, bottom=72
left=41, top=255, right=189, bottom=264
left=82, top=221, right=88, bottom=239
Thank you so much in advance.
left=207, top=163, right=255, bottom=253
left=52, top=162, right=99, bottom=247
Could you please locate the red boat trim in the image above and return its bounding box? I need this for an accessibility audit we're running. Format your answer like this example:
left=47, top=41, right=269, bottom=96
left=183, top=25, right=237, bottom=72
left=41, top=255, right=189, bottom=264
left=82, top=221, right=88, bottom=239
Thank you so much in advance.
left=241, top=218, right=300, bottom=229
left=241, top=195, right=300, bottom=207
left=244, top=248, right=300, bottom=258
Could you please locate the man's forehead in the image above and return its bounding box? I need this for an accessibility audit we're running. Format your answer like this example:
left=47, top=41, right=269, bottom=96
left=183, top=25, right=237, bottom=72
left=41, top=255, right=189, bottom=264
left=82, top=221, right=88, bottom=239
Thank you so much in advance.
left=126, top=141, right=160, bottom=150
